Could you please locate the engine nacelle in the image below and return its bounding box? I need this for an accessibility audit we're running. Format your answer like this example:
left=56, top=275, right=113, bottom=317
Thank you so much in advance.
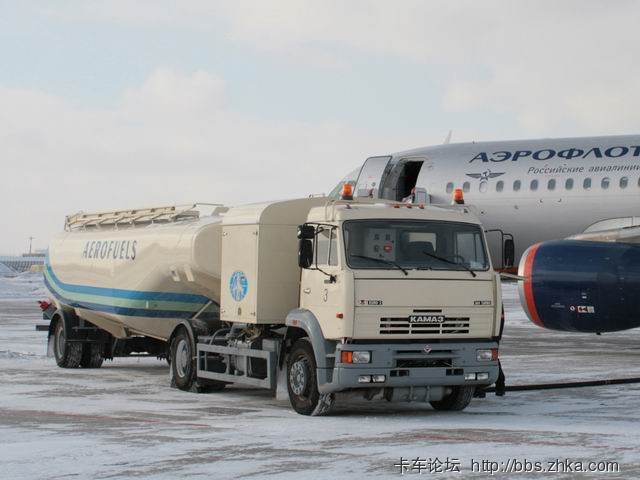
left=518, top=240, right=640, bottom=332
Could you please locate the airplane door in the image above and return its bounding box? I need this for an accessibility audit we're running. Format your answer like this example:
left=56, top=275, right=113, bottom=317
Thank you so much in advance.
left=354, top=156, right=392, bottom=198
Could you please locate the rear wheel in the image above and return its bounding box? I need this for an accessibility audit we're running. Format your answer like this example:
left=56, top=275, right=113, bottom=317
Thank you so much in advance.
left=287, top=339, right=335, bottom=416
left=80, top=343, right=104, bottom=368
left=53, top=319, right=83, bottom=368
left=170, top=328, right=225, bottom=393
left=430, top=386, right=474, bottom=411
left=171, top=329, right=196, bottom=390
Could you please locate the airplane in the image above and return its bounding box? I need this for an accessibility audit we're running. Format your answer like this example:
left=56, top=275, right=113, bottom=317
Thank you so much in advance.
left=331, top=134, right=640, bottom=334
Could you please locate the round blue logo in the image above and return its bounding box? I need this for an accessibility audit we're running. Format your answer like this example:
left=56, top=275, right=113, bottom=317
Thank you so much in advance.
left=229, top=270, right=248, bottom=301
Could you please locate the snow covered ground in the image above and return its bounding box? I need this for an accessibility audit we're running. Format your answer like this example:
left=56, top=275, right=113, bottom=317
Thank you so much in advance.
left=0, top=273, right=639, bottom=478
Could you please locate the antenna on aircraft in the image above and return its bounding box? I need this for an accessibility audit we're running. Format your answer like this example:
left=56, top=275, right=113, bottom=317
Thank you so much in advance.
left=443, top=130, right=453, bottom=145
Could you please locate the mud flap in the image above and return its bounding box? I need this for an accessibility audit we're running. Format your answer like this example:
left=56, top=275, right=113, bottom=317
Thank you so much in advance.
left=47, top=335, right=55, bottom=357
left=275, top=361, right=288, bottom=401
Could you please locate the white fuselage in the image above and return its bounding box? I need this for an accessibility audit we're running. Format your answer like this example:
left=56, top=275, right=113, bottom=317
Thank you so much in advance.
left=347, top=134, right=640, bottom=267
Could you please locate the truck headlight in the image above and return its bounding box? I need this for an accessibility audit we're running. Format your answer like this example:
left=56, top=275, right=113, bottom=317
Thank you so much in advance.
left=477, top=348, right=498, bottom=361
left=352, top=351, right=371, bottom=364
left=341, top=351, right=371, bottom=364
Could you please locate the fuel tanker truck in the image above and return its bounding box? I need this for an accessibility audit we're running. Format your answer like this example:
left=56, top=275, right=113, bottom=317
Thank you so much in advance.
left=43, top=194, right=502, bottom=415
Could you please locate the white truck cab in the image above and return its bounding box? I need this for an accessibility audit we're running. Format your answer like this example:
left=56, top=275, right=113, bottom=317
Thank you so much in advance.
left=198, top=198, right=502, bottom=415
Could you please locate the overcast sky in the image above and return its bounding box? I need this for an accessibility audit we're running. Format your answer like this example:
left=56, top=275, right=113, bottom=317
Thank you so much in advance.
left=1, top=1, right=639, bottom=253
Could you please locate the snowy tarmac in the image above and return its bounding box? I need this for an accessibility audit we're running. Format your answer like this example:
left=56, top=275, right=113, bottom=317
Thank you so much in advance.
left=1, top=273, right=639, bottom=479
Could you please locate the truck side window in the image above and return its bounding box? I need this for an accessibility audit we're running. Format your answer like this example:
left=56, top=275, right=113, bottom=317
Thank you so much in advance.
left=315, top=228, right=338, bottom=266
left=455, top=231, right=486, bottom=270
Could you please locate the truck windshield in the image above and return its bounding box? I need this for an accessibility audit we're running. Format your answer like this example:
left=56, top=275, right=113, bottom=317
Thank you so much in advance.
left=343, top=220, right=489, bottom=272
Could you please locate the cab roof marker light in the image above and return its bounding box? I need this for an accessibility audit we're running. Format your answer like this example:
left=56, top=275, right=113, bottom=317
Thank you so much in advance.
left=341, top=183, right=353, bottom=201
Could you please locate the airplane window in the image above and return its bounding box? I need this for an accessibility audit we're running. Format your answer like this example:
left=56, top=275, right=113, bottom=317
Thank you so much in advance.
left=513, top=180, right=521, bottom=191
left=565, top=178, right=573, bottom=190
left=530, top=179, right=538, bottom=191
left=479, top=182, right=488, bottom=193
left=463, top=181, right=470, bottom=193
left=547, top=179, right=556, bottom=191
left=583, top=178, right=592, bottom=189
left=496, top=181, right=504, bottom=192
left=601, top=177, right=610, bottom=189
left=446, top=182, right=454, bottom=194
left=620, top=177, right=628, bottom=189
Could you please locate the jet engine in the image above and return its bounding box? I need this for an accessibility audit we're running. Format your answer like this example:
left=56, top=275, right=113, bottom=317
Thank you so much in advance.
left=518, top=240, right=640, bottom=333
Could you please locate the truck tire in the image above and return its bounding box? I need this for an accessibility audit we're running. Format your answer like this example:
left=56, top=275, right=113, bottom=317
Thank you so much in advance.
left=287, top=338, right=335, bottom=416
left=430, top=386, right=474, bottom=411
left=53, top=318, right=83, bottom=368
left=80, top=343, right=104, bottom=368
left=170, top=328, right=226, bottom=393
left=171, top=328, right=197, bottom=391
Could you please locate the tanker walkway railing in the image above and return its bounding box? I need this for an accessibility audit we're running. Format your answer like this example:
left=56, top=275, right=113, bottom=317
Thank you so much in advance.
left=65, top=203, right=226, bottom=231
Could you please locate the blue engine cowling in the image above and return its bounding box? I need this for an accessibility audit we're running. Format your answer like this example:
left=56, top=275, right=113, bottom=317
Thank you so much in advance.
left=518, top=240, right=640, bottom=332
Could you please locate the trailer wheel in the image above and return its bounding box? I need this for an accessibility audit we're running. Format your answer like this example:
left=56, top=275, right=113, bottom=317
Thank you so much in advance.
left=287, top=338, right=335, bottom=416
left=430, top=386, right=474, bottom=411
left=53, top=318, right=83, bottom=368
left=80, top=343, right=104, bottom=368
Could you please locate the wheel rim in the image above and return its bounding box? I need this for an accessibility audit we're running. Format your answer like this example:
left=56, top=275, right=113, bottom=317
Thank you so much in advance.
left=175, top=339, right=190, bottom=379
left=55, top=323, right=65, bottom=357
left=289, top=357, right=310, bottom=396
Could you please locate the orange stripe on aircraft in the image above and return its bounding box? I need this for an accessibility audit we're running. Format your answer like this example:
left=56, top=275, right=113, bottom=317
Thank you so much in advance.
left=523, top=243, right=544, bottom=328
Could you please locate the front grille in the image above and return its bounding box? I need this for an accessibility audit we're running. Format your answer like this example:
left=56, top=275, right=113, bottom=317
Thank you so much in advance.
left=379, top=317, right=470, bottom=335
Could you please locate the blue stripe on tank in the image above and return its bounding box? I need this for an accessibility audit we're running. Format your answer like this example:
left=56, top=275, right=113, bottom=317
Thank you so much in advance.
left=45, top=262, right=210, bottom=303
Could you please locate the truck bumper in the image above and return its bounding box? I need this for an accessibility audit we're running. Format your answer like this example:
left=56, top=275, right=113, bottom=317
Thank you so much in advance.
left=317, top=341, right=499, bottom=395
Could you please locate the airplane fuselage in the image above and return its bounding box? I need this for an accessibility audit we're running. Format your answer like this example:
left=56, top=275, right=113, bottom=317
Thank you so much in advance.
left=345, top=134, right=640, bottom=268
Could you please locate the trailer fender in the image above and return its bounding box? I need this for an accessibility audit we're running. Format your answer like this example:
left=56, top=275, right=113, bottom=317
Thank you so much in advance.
left=284, top=309, right=336, bottom=369
left=47, top=309, right=80, bottom=356
left=48, top=309, right=80, bottom=340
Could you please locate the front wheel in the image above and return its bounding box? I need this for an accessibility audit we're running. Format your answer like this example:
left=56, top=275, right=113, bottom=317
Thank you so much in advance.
left=430, top=386, right=474, bottom=411
left=287, top=339, right=335, bottom=416
left=53, top=318, right=83, bottom=368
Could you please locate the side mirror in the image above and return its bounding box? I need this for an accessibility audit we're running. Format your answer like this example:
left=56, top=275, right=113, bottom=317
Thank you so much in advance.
left=298, top=239, right=313, bottom=268
left=504, top=238, right=515, bottom=268
left=297, top=224, right=315, bottom=240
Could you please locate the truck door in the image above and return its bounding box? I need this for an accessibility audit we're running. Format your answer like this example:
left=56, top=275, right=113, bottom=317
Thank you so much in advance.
left=484, top=229, right=515, bottom=271
left=300, top=226, right=343, bottom=337
left=354, top=156, right=392, bottom=198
